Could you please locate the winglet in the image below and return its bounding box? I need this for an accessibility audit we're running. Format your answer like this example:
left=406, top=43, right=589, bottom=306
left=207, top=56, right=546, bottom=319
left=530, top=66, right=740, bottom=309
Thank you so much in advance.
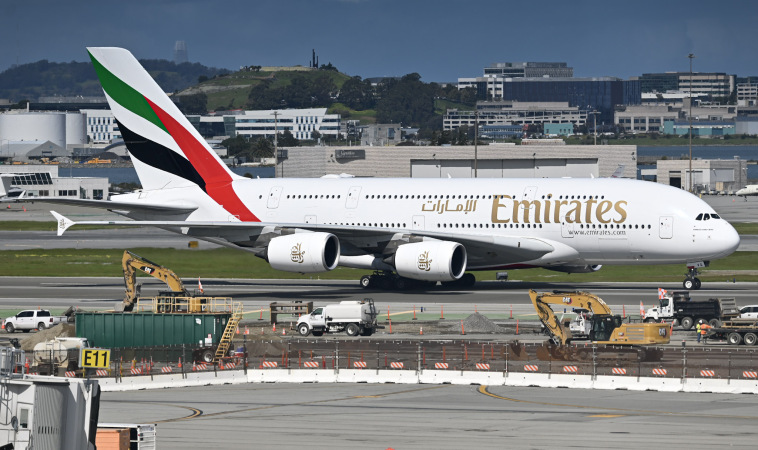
left=51, top=211, right=75, bottom=236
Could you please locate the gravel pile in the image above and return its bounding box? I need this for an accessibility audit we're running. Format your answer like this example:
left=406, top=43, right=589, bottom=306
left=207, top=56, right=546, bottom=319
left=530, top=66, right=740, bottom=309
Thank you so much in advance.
left=459, top=313, right=505, bottom=334
left=19, top=324, right=75, bottom=351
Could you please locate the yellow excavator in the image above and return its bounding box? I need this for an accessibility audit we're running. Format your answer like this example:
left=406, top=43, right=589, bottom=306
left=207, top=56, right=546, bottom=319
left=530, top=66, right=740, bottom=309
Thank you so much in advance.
left=121, top=250, right=189, bottom=311
left=528, top=289, right=670, bottom=346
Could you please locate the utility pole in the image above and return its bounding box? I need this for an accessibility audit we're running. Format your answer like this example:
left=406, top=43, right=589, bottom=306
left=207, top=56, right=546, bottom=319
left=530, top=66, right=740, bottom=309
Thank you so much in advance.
left=590, top=111, right=600, bottom=145
left=272, top=111, right=280, bottom=178
left=474, top=110, right=479, bottom=178
left=688, top=53, right=695, bottom=193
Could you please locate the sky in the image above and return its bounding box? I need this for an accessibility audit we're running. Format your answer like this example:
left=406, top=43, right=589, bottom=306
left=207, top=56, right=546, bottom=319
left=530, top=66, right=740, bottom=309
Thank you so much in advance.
left=1, top=0, right=757, bottom=82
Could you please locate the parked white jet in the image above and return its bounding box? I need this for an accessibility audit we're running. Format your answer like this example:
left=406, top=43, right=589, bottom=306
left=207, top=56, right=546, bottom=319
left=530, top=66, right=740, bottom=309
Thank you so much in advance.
left=736, top=185, right=758, bottom=198
left=48, top=47, right=740, bottom=290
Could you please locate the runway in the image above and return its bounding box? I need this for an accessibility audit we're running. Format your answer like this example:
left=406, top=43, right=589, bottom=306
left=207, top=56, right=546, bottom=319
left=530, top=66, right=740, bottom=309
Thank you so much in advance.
left=97, top=383, right=758, bottom=449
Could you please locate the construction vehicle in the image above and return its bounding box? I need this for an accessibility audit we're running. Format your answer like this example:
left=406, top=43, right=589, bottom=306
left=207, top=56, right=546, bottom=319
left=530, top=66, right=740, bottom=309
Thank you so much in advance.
left=32, top=337, right=90, bottom=375
left=297, top=299, right=378, bottom=337
left=706, top=319, right=758, bottom=345
left=644, top=291, right=739, bottom=329
left=529, top=289, right=670, bottom=346
left=121, top=250, right=189, bottom=312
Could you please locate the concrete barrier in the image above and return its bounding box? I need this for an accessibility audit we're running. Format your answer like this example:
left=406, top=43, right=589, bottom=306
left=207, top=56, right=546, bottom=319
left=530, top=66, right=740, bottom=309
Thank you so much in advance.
left=97, top=369, right=758, bottom=394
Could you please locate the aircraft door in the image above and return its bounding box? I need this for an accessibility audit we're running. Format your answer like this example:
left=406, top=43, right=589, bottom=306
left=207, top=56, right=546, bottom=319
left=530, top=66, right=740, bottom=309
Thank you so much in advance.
left=267, top=186, right=283, bottom=209
left=659, top=216, right=673, bottom=239
left=412, top=215, right=425, bottom=230
left=522, top=186, right=537, bottom=201
left=346, top=186, right=362, bottom=209
left=561, top=217, right=574, bottom=238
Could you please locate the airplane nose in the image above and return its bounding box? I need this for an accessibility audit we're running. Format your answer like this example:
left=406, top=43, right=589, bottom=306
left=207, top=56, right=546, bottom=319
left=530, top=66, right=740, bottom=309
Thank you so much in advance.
left=719, top=223, right=741, bottom=257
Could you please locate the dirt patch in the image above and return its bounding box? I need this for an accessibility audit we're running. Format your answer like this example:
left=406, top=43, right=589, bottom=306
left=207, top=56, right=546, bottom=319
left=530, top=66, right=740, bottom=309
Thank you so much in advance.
left=19, top=323, right=76, bottom=351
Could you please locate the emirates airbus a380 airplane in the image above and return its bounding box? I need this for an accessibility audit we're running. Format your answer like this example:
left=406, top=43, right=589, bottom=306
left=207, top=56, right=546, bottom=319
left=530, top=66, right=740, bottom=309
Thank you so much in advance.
left=49, top=48, right=740, bottom=290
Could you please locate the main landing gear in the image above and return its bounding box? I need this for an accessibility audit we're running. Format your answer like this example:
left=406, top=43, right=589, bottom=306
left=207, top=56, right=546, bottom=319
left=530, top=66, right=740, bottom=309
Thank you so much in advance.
left=683, top=266, right=702, bottom=290
left=359, top=271, right=476, bottom=290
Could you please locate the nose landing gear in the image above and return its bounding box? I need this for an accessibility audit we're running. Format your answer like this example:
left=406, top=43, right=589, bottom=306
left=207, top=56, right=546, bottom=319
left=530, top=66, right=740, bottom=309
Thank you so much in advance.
left=683, top=264, right=704, bottom=290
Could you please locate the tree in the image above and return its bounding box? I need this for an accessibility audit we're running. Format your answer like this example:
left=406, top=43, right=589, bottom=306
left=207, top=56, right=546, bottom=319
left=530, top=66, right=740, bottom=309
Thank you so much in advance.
left=277, top=130, right=299, bottom=147
left=375, top=73, right=436, bottom=127
left=251, top=138, right=274, bottom=158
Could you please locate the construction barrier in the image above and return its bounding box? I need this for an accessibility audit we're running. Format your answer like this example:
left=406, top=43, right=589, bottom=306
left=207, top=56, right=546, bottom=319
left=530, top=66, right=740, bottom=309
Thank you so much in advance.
left=562, top=366, right=578, bottom=374
left=652, top=368, right=667, bottom=376
left=161, top=367, right=172, bottom=374
left=611, top=367, right=627, bottom=375
left=390, top=362, right=404, bottom=369
left=434, top=363, right=449, bottom=370
left=65, top=371, right=76, bottom=377
left=260, top=361, right=278, bottom=369
left=130, top=368, right=142, bottom=375
left=475, top=363, right=490, bottom=370
left=303, top=361, right=319, bottom=368
left=699, top=370, right=716, bottom=377
left=743, top=371, right=757, bottom=379
left=524, top=365, right=539, bottom=372
left=96, top=369, right=109, bottom=377
left=353, top=361, right=367, bottom=369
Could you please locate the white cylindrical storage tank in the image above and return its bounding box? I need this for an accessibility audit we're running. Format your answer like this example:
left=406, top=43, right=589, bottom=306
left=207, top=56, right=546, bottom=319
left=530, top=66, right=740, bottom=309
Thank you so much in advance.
left=65, top=113, right=87, bottom=147
left=0, top=113, right=66, bottom=148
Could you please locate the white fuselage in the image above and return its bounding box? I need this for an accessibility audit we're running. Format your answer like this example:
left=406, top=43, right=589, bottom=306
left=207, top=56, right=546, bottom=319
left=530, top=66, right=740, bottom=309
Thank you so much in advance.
left=736, top=185, right=758, bottom=197
left=118, top=176, right=740, bottom=271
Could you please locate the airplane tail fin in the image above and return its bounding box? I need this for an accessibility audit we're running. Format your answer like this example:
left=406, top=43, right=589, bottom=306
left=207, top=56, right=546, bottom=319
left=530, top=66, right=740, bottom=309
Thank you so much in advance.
left=87, top=47, right=241, bottom=192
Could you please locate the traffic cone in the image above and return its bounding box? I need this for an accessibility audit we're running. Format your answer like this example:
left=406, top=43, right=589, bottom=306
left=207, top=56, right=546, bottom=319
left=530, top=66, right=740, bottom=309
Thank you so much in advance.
left=282, top=328, right=286, bottom=336
left=273, top=323, right=276, bottom=332
left=419, top=327, right=423, bottom=335
left=178, top=357, right=183, bottom=369
left=245, top=326, right=250, bottom=335
left=192, top=361, right=197, bottom=371
left=25, top=359, right=30, bottom=371
left=236, top=326, right=240, bottom=334
left=131, top=359, right=136, bottom=370
left=219, top=359, right=225, bottom=370
left=22, top=206, right=26, bottom=212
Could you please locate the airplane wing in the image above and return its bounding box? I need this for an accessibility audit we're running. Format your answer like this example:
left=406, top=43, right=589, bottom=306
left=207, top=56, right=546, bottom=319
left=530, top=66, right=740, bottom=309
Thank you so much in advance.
left=51, top=212, right=555, bottom=266
left=34, top=198, right=198, bottom=215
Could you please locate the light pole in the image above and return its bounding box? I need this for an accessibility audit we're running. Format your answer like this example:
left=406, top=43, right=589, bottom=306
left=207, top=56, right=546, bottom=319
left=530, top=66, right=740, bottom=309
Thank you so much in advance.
left=688, top=53, right=695, bottom=193
left=272, top=111, right=280, bottom=177
left=474, top=110, right=479, bottom=178
left=590, top=111, right=600, bottom=145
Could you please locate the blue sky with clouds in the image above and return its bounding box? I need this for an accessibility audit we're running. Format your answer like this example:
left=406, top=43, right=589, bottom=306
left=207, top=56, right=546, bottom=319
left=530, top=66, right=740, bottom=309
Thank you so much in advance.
left=2, top=0, right=757, bottom=81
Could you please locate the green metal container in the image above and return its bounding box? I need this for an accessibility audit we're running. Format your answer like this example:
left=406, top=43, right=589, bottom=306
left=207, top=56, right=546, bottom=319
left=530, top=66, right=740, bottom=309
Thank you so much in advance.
left=75, top=312, right=231, bottom=349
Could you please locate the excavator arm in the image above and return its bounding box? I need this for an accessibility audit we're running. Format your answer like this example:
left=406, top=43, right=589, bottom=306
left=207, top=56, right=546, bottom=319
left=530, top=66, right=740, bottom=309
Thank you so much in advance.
left=528, top=289, right=614, bottom=345
left=122, top=250, right=188, bottom=311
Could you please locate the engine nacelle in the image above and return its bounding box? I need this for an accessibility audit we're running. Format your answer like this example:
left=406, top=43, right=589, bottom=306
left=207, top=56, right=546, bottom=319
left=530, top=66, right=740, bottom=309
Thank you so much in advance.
left=393, top=241, right=467, bottom=282
left=267, top=232, right=340, bottom=273
left=546, top=264, right=603, bottom=274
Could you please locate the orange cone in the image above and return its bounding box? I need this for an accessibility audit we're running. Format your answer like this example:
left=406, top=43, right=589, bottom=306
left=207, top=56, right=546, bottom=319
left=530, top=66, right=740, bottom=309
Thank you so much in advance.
left=273, top=323, right=276, bottom=332
left=192, top=361, right=197, bottom=371
left=282, top=328, right=286, bottom=336
left=178, top=357, right=183, bottom=369
left=245, top=326, right=250, bottom=335
left=236, top=326, right=240, bottom=334
left=219, top=359, right=225, bottom=370
left=419, top=327, right=423, bottom=335
left=25, top=359, right=30, bottom=371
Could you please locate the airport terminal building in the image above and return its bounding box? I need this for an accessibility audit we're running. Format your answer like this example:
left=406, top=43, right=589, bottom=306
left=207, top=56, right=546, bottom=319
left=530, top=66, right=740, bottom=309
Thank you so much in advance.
left=275, top=144, right=637, bottom=179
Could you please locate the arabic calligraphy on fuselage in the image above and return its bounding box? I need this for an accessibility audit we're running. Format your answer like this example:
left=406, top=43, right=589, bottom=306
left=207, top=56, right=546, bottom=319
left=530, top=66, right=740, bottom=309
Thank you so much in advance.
left=420, top=195, right=628, bottom=224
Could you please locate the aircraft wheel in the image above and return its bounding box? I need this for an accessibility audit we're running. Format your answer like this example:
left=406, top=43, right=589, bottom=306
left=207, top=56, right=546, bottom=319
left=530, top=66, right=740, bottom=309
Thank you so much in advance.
left=693, top=278, right=702, bottom=289
left=683, top=278, right=694, bottom=289
left=359, top=275, right=371, bottom=289
left=461, top=273, right=476, bottom=287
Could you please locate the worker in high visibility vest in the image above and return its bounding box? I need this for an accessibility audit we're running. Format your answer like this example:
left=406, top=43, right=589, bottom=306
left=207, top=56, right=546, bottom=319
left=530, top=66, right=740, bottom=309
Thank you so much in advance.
left=700, top=321, right=712, bottom=344
left=696, top=321, right=702, bottom=343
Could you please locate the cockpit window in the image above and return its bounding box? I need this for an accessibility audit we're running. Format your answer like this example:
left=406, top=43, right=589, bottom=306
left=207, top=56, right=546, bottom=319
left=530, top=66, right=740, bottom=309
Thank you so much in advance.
left=696, top=213, right=721, bottom=220
left=711, top=213, right=720, bottom=219
left=696, top=213, right=703, bottom=220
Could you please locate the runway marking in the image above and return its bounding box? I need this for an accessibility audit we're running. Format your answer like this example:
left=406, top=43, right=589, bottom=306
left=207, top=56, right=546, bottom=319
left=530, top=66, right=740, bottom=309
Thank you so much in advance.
left=477, top=386, right=758, bottom=419
left=145, top=385, right=450, bottom=423
left=587, top=414, right=625, bottom=418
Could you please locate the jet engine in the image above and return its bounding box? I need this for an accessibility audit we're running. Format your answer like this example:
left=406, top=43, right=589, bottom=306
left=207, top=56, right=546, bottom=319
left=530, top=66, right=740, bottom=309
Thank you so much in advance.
left=267, top=232, right=340, bottom=273
left=392, top=241, right=467, bottom=282
left=545, top=264, right=602, bottom=274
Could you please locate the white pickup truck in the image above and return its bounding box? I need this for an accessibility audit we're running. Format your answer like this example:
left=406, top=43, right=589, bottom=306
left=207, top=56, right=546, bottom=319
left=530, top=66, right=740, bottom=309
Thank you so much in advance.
left=3, top=309, right=67, bottom=333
